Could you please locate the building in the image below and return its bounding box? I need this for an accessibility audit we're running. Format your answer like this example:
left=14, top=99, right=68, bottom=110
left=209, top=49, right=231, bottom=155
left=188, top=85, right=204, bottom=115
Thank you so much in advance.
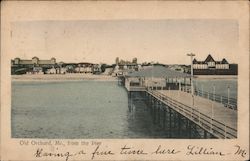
left=12, top=57, right=56, bottom=67
left=75, top=62, right=94, bottom=73
left=11, top=57, right=57, bottom=75
left=45, top=67, right=67, bottom=74
left=193, top=54, right=229, bottom=70
left=112, top=63, right=139, bottom=76
left=92, top=64, right=102, bottom=74
left=125, top=66, right=191, bottom=91
left=11, top=57, right=107, bottom=75
left=26, top=67, right=44, bottom=75
left=192, top=54, right=238, bottom=75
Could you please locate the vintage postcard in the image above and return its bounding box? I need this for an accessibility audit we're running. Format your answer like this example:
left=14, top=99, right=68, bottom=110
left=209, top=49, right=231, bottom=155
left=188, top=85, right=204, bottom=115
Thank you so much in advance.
left=1, top=1, right=249, bottom=161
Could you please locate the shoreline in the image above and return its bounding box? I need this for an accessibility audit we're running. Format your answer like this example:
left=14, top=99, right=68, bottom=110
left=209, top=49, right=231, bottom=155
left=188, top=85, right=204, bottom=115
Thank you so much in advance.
left=11, top=74, right=118, bottom=82
left=11, top=74, right=238, bottom=82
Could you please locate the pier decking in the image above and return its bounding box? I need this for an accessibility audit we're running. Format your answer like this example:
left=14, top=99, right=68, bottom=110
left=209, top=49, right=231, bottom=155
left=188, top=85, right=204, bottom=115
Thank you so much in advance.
left=123, top=66, right=237, bottom=138
left=146, top=89, right=237, bottom=138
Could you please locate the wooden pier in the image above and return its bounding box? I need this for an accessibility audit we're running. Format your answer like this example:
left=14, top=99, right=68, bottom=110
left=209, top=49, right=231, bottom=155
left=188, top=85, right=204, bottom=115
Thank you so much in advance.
left=123, top=66, right=237, bottom=139
left=146, top=89, right=237, bottom=139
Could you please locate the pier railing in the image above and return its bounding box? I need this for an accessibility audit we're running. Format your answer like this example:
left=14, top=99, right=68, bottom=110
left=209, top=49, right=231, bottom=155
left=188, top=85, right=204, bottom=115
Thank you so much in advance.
left=147, top=89, right=237, bottom=139
left=181, top=86, right=237, bottom=110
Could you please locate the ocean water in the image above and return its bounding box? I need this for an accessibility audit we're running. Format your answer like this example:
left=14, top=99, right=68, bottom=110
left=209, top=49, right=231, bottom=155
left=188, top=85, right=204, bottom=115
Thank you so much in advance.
left=194, top=78, right=237, bottom=99
left=11, top=79, right=237, bottom=139
left=11, top=81, right=167, bottom=138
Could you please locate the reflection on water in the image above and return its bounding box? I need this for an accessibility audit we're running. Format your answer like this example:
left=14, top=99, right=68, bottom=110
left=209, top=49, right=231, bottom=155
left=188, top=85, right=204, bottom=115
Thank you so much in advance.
left=12, top=79, right=236, bottom=138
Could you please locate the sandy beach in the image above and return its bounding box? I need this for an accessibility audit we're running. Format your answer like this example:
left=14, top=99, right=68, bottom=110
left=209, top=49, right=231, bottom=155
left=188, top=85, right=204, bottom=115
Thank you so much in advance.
left=11, top=73, right=118, bottom=81
left=11, top=74, right=237, bottom=81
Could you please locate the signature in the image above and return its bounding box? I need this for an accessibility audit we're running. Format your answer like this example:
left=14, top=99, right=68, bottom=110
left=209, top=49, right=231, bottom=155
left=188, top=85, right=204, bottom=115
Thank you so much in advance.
left=234, top=145, right=247, bottom=158
left=186, top=145, right=226, bottom=156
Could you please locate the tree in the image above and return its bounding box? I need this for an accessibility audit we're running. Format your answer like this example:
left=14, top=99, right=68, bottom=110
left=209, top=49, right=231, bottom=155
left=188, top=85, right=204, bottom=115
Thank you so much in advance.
left=119, top=59, right=125, bottom=65
left=115, top=57, right=119, bottom=65
left=100, top=64, right=107, bottom=73
left=132, top=57, right=137, bottom=64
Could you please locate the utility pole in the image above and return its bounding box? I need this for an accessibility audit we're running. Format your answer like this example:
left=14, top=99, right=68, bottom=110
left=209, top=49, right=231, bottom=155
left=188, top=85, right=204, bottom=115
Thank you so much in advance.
left=187, top=53, right=195, bottom=107
left=187, top=53, right=195, bottom=95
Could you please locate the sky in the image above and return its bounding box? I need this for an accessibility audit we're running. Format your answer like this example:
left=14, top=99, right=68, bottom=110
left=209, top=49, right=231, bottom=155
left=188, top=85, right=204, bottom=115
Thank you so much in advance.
left=10, top=19, right=239, bottom=65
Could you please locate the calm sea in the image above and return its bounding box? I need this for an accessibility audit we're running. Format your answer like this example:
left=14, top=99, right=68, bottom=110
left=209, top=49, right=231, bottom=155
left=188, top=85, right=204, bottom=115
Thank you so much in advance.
left=194, top=78, right=237, bottom=99
left=11, top=79, right=237, bottom=138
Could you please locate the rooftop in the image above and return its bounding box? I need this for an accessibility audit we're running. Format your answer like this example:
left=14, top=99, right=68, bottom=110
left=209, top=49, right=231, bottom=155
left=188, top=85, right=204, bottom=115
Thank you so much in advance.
left=126, top=66, right=190, bottom=78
